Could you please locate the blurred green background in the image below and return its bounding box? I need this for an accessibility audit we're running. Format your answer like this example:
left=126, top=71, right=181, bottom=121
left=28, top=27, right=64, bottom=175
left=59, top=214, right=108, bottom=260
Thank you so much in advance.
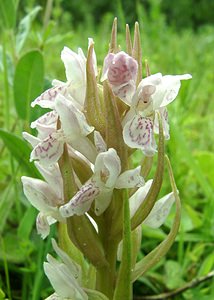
left=0, top=0, right=214, bottom=299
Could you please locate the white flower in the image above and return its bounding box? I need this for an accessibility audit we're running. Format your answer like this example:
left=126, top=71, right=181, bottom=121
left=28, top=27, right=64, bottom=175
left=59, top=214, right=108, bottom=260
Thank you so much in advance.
left=32, top=39, right=97, bottom=111
left=26, top=94, right=96, bottom=166
left=21, top=174, right=64, bottom=239
left=59, top=148, right=145, bottom=217
left=44, top=239, right=88, bottom=300
left=129, top=179, right=176, bottom=228
left=122, top=72, right=192, bottom=155
left=102, top=51, right=192, bottom=156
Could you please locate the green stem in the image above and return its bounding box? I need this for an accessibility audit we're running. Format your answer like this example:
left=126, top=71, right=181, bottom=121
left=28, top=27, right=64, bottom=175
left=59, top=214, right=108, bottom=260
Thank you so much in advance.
left=2, top=32, right=10, bottom=130
left=113, top=189, right=132, bottom=300
left=96, top=234, right=119, bottom=299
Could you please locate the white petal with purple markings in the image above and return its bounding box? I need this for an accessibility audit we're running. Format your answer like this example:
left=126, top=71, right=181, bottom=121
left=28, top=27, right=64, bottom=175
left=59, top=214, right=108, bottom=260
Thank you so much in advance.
left=123, top=114, right=157, bottom=156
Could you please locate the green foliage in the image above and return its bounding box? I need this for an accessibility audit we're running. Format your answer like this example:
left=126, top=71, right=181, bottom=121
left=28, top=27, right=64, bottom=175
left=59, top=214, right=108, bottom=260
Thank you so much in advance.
left=13, top=50, right=44, bottom=122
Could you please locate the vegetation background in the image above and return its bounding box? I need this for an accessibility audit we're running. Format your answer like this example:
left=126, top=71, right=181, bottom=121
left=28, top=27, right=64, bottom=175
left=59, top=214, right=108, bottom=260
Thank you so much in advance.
left=0, top=0, right=213, bottom=299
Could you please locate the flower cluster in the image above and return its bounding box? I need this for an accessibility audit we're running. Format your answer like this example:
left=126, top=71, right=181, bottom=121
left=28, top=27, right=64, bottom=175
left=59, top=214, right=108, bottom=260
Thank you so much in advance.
left=21, top=21, right=191, bottom=300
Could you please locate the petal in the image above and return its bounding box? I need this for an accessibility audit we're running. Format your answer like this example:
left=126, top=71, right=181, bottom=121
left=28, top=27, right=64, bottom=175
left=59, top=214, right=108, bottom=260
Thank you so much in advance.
left=31, top=85, right=70, bottom=108
left=31, top=110, right=58, bottom=130
left=94, top=148, right=121, bottom=189
left=22, top=132, right=41, bottom=148
left=107, top=51, right=138, bottom=86
left=34, top=162, right=63, bottom=200
left=71, top=137, right=97, bottom=163
left=112, top=81, right=136, bottom=105
left=21, top=176, right=60, bottom=213
left=143, top=192, right=175, bottom=228
left=30, top=131, right=64, bottom=166
left=129, top=179, right=153, bottom=218
left=55, top=95, right=94, bottom=140
left=45, top=293, right=63, bottom=300
left=133, top=84, right=156, bottom=113
left=44, top=258, right=87, bottom=300
left=59, top=182, right=100, bottom=217
left=157, top=74, right=192, bottom=108
left=36, top=212, right=51, bottom=239
left=154, top=107, right=170, bottom=140
left=51, top=239, right=81, bottom=281
left=101, top=53, right=114, bottom=81
left=94, top=189, right=113, bottom=216
left=61, top=46, right=86, bottom=84
left=115, top=166, right=145, bottom=189
left=94, top=131, right=107, bottom=153
left=123, top=114, right=157, bottom=156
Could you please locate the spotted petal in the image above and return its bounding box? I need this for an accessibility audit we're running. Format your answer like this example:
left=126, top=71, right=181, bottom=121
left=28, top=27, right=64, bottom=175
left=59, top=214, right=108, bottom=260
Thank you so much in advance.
left=123, top=114, right=157, bottom=156
left=143, top=192, right=175, bottom=228
left=31, top=84, right=70, bottom=109
left=59, top=182, right=100, bottom=217
left=30, top=131, right=64, bottom=166
left=115, top=166, right=145, bottom=189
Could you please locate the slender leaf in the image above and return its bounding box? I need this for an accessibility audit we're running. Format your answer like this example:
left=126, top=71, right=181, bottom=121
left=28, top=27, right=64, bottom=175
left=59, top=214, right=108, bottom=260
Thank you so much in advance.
left=0, top=129, right=41, bottom=177
left=131, top=156, right=181, bottom=282
left=17, top=206, right=37, bottom=240
left=16, top=6, right=42, bottom=54
left=14, top=50, right=44, bottom=121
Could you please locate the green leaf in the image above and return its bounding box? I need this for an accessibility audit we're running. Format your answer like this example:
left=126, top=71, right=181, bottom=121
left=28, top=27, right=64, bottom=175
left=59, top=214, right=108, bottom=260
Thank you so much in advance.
left=86, top=288, right=109, bottom=300
left=17, top=206, right=37, bottom=240
left=0, top=129, right=41, bottom=178
left=14, top=50, right=44, bottom=121
left=16, top=6, right=42, bottom=54
left=198, top=252, right=214, bottom=277
left=0, top=185, right=15, bottom=234
left=0, top=0, right=16, bottom=29
left=194, top=151, right=214, bottom=188
left=113, top=190, right=132, bottom=300
left=0, top=233, right=34, bottom=263
left=165, top=260, right=185, bottom=289
left=0, top=46, right=14, bottom=85
left=131, top=156, right=181, bottom=282
left=0, top=288, right=5, bottom=298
